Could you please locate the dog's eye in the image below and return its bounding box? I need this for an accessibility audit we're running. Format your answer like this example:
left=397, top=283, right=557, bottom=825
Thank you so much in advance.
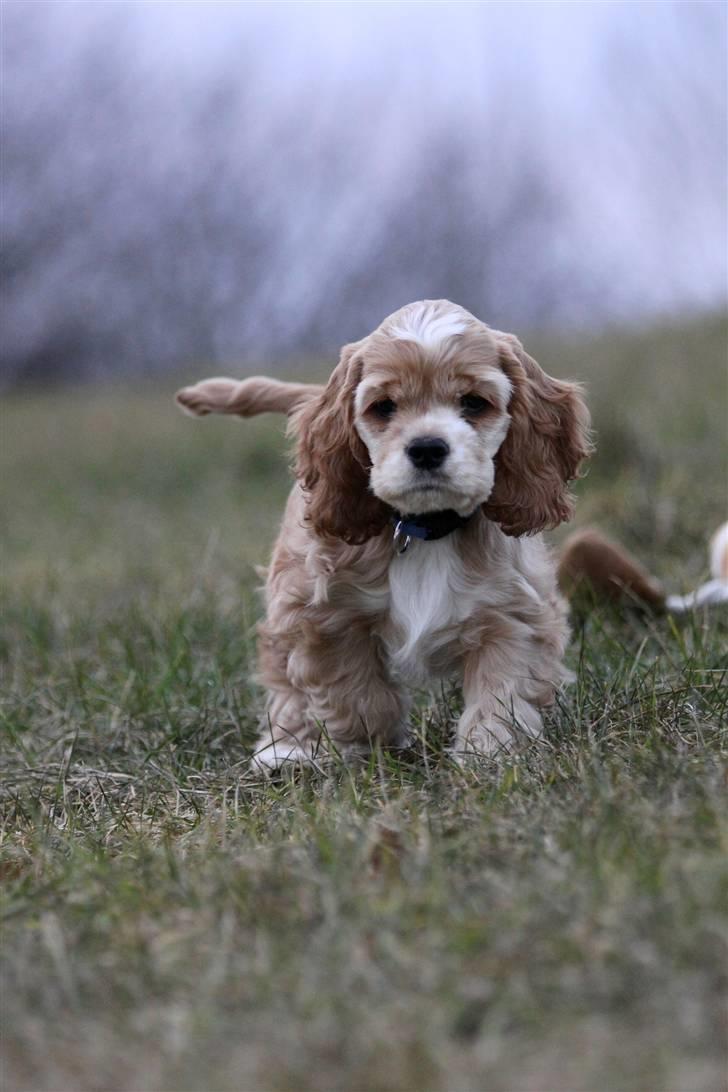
left=370, top=399, right=396, bottom=420
left=460, top=394, right=492, bottom=416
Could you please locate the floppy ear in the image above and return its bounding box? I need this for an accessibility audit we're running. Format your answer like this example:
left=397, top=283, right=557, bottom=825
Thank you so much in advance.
left=482, top=332, right=592, bottom=537
left=290, top=341, right=390, bottom=544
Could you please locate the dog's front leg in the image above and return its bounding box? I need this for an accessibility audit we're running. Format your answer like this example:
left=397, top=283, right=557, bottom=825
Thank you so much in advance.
left=302, top=627, right=412, bottom=755
left=254, top=621, right=411, bottom=771
left=453, top=644, right=546, bottom=760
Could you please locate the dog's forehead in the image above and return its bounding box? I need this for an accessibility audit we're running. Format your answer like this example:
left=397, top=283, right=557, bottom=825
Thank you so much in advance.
left=358, top=324, right=503, bottom=393
left=378, top=298, right=477, bottom=339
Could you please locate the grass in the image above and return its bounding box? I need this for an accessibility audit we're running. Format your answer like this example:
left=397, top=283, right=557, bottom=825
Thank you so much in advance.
left=1, top=314, right=727, bottom=1092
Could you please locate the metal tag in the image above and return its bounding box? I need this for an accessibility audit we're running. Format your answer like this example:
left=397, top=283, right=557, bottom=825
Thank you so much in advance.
left=392, top=520, right=412, bottom=555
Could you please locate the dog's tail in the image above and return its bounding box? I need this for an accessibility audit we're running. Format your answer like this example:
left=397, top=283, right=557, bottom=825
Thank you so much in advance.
left=176, top=376, right=324, bottom=418
left=558, top=522, right=728, bottom=612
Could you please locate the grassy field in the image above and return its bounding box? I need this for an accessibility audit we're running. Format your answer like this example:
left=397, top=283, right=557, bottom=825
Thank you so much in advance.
left=1, top=314, right=727, bottom=1092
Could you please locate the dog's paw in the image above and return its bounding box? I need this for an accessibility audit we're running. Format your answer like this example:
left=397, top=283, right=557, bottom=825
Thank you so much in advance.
left=249, top=739, right=320, bottom=775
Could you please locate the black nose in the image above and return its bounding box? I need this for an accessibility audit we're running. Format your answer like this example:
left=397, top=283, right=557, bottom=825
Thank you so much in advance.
left=406, top=436, right=450, bottom=471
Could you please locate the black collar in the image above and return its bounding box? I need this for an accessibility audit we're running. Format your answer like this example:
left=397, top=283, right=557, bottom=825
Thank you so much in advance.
left=390, top=508, right=475, bottom=545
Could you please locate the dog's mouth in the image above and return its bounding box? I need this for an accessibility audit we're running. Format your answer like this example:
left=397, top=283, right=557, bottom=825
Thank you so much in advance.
left=370, top=459, right=490, bottom=517
left=388, top=481, right=464, bottom=515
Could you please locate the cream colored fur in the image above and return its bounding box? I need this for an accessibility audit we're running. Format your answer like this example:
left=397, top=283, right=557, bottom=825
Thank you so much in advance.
left=177, top=300, right=592, bottom=769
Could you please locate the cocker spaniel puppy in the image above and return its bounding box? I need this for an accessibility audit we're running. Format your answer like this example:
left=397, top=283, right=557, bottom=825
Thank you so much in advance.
left=177, top=300, right=592, bottom=768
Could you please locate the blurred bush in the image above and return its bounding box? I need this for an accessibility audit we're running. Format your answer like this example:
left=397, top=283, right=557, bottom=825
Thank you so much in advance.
left=1, top=1, right=725, bottom=385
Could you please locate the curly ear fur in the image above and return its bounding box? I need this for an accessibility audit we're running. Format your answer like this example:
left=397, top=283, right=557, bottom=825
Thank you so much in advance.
left=483, top=333, right=593, bottom=537
left=290, top=342, right=390, bottom=544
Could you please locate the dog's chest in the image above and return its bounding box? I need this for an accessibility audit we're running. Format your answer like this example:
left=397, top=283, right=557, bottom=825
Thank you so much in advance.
left=383, top=538, right=474, bottom=682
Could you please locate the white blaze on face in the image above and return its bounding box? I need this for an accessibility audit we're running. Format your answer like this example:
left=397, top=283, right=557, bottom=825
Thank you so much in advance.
left=388, top=303, right=468, bottom=352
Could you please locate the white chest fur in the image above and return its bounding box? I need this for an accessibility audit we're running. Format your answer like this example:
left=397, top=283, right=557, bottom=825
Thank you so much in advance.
left=385, top=537, right=473, bottom=683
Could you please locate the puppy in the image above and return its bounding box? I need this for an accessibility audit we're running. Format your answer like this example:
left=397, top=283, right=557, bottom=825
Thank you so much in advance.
left=558, top=523, right=728, bottom=610
left=177, top=300, right=592, bottom=767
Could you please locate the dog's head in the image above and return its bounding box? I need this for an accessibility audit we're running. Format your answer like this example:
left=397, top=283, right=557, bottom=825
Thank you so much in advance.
left=293, top=300, right=592, bottom=543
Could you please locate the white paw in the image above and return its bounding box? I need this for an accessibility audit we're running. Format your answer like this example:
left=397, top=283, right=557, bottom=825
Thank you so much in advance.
left=249, top=739, right=319, bottom=774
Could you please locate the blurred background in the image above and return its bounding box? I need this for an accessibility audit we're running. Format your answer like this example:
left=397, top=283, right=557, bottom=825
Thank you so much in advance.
left=2, top=0, right=726, bottom=386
